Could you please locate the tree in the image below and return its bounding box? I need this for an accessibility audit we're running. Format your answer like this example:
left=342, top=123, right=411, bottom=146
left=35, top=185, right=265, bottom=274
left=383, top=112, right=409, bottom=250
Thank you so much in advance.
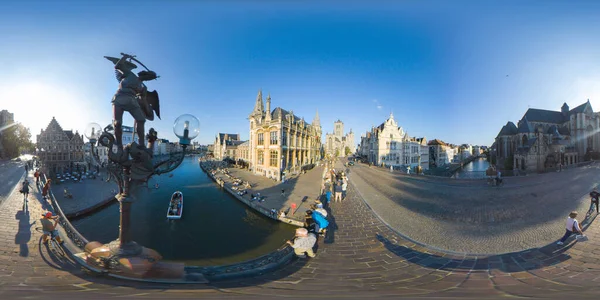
left=1, top=123, right=34, bottom=158
left=344, top=146, right=351, bottom=156
left=334, top=149, right=340, bottom=157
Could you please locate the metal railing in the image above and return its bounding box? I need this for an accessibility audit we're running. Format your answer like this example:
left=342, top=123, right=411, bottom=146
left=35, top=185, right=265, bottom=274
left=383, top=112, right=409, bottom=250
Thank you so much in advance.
left=39, top=173, right=89, bottom=249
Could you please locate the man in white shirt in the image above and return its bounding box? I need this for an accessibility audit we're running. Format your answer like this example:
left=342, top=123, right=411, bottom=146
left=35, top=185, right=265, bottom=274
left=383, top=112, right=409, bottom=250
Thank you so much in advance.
left=557, top=211, right=584, bottom=245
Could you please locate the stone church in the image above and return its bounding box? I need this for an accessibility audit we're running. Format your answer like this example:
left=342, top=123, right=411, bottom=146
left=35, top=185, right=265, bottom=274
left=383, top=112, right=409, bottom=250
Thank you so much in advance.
left=495, top=100, right=600, bottom=173
left=324, top=120, right=355, bottom=157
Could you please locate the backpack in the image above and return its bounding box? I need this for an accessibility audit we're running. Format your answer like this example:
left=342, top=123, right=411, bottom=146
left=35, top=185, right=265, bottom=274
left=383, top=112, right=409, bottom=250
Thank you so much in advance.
left=312, top=211, right=329, bottom=229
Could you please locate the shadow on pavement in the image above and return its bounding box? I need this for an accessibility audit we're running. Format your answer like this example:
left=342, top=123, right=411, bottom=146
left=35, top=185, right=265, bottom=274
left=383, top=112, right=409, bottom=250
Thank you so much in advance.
left=15, top=210, right=35, bottom=257
left=376, top=233, right=577, bottom=273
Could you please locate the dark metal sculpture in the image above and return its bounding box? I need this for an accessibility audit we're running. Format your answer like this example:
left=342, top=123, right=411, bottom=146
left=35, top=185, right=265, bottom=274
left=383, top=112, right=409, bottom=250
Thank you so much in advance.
left=77, top=54, right=199, bottom=276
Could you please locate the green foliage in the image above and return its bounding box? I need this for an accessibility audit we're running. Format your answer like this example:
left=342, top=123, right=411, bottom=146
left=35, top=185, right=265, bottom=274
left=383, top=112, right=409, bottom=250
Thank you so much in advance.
left=344, top=146, right=351, bottom=156
left=334, top=149, right=340, bottom=157
left=1, top=123, right=34, bottom=158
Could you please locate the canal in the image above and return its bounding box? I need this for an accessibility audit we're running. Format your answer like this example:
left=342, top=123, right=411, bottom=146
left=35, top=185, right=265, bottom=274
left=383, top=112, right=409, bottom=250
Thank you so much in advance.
left=453, top=157, right=490, bottom=179
left=71, top=156, right=296, bottom=266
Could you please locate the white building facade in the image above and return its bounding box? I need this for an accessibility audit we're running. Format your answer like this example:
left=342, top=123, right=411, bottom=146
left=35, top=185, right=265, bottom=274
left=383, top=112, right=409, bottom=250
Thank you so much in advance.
left=358, top=113, right=429, bottom=171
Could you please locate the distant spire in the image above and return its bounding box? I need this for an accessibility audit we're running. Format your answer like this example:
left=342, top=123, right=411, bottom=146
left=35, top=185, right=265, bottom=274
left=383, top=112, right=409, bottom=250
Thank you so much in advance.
left=265, top=92, right=272, bottom=120
left=251, top=89, right=264, bottom=116
left=313, top=109, right=320, bottom=127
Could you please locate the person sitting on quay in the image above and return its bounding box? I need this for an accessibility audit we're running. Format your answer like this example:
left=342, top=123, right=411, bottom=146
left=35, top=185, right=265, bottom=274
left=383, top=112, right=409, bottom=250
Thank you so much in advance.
left=557, top=211, right=585, bottom=245
left=286, top=228, right=317, bottom=258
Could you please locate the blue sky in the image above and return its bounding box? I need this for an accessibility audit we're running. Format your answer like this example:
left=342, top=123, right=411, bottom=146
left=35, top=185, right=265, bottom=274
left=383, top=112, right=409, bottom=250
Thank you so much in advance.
left=2, top=0, right=600, bottom=147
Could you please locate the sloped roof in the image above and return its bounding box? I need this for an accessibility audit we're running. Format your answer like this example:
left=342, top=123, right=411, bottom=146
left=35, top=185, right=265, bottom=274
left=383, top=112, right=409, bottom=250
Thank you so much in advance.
left=523, top=109, right=565, bottom=124
left=569, top=101, right=589, bottom=115
left=497, top=122, right=518, bottom=137
left=225, top=140, right=245, bottom=147
left=219, top=133, right=240, bottom=142
left=271, top=107, right=302, bottom=123
left=517, top=119, right=533, bottom=133
left=428, top=139, right=447, bottom=146
left=64, top=130, right=74, bottom=140
left=558, top=126, right=570, bottom=135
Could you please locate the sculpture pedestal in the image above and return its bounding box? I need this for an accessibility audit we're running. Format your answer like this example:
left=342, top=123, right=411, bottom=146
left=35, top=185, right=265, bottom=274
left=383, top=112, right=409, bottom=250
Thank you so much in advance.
left=84, top=240, right=185, bottom=280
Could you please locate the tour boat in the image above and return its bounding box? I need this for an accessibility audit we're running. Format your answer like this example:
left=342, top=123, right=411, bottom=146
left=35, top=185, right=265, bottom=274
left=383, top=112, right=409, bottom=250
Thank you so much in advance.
left=167, top=191, right=183, bottom=220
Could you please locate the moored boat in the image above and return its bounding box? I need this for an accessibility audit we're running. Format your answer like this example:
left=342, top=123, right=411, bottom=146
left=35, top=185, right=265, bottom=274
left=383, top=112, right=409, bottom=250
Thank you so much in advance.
left=167, top=191, right=183, bottom=220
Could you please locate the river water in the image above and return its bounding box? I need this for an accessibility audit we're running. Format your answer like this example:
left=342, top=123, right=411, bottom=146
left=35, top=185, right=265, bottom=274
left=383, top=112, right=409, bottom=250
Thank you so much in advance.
left=453, top=157, right=490, bottom=179
left=71, top=156, right=295, bottom=266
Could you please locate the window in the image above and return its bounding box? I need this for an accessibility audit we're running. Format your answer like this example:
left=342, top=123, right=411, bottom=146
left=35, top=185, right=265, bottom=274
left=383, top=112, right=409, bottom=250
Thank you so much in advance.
left=270, top=131, right=278, bottom=145
left=258, top=133, right=264, bottom=145
left=282, top=132, right=287, bottom=146
left=257, top=150, right=264, bottom=165
left=270, top=150, right=278, bottom=167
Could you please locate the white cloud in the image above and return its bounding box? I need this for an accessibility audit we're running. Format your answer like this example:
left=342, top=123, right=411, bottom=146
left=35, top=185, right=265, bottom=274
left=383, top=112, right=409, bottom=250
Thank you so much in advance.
left=372, top=99, right=383, bottom=110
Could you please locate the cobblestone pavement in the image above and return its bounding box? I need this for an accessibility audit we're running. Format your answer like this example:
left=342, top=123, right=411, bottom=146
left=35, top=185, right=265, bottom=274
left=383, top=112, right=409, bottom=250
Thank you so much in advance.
left=53, top=174, right=115, bottom=215
left=349, top=161, right=598, bottom=254
left=4, top=163, right=600, bottom=298
left=214, top=166, right=324, bottom=221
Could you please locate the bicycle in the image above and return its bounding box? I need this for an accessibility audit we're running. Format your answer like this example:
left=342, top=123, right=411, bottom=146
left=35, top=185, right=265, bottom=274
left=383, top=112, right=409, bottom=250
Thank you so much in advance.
left=35, top=227, right=66, bottom=258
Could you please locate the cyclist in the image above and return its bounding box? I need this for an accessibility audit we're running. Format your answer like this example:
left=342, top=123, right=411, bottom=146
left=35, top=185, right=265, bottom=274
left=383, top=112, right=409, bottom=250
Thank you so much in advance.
left=40, top=212, right=64, bottom=245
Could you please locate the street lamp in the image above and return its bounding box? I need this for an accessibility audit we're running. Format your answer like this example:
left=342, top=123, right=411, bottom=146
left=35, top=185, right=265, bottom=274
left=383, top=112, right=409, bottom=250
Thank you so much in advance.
left=84, top=114, right=199, bottom=273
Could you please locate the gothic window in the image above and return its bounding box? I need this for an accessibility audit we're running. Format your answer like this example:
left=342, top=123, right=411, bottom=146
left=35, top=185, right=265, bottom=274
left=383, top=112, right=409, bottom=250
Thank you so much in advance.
left=270, top=131, right=278, bottom=145
left=270, top=150, right=278, bottom=166
left=258, top=133, right=264, bottom=145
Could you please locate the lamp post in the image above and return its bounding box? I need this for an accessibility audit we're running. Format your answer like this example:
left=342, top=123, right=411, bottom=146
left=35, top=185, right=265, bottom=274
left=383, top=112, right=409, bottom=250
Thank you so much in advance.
left=85, top=114, right=199, bottom=269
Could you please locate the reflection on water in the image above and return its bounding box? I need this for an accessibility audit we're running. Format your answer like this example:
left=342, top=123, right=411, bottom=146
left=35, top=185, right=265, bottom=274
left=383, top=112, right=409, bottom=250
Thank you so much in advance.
left=454, top=157, right=490, bottom=179
left=71, top=157, right=295, bottom=266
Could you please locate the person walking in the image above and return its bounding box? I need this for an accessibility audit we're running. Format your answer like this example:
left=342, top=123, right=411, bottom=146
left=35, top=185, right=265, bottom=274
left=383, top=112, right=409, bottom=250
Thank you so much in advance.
left=21, top=179, right=32, bottom=201
left=589, top=188, right=600, bottom=215
left=334, top=182, right=343, bottom=202
left=557, top=211, right=584, bottom=245
left=341, top=180, right=348, bottom=200
left=34, top=170, right=40, bottom=187
left=42, top=179, right=52, bottom=200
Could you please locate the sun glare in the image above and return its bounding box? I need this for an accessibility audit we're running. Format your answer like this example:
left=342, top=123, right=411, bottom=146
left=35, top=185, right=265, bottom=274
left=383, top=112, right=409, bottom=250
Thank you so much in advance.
left=0, top=81, right=95, bottom=142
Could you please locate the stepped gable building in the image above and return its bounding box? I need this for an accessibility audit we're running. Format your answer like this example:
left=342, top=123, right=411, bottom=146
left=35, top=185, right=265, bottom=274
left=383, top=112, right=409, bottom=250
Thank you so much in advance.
left=495, top=100, right=599, bottom=172
left=213, top=133, right=245, bottom=160
left=358, top=113, right=429, bottom=171
left=36, top=117, right=85, bottom=175
left=325, top=120, right=355, bottom=157
left=248, top=90, right=322, bottom=181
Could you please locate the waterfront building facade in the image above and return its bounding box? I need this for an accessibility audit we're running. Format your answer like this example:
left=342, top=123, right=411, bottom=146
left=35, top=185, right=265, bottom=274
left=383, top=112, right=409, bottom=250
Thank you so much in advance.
left=358, top=113, right=429, bottom=171
left=324, top=120, right=355, bottom=157
left=213, top=133, right=245, bottom=160
left=248, top=90, right=322, bottom=180
left=428, top=139, right=457, bottom=168
left=495, top=101, right=597, bottom=172
left=36, top=117, right=85, bottom=175
left=235, top=141, right=250, bottom=163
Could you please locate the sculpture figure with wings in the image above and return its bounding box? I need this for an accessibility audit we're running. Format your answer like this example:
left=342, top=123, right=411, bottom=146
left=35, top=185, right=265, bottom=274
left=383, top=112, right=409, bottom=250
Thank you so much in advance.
left=105, top=53, right=161, bottom=149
